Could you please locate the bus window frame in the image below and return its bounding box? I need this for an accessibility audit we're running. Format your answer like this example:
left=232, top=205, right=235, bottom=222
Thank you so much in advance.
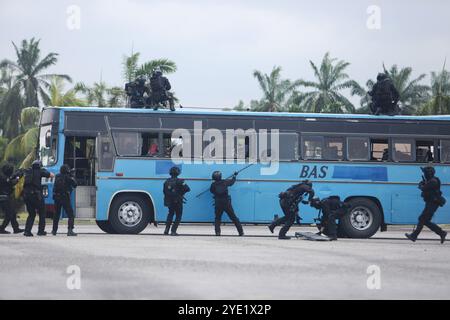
left=346, top=136, right=370, bottom=162
left=301, top=135, right=324, bottom=161
left=440, top=139, right=450, bottom=163
left=391, top=138, right=416, bottom=163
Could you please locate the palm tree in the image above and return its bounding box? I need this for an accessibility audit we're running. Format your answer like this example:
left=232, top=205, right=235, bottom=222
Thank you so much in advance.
left=298, top=52, right=357, bottom=113
left=251, top=66, right=299, bottom=112
left=351, top=79, right=375, bottom=114
left=136, top=58, right=177, bottom=78
left=122, top=53, right=177, bottom=82
left=417, top=67, right=450, bottom=115
left=122, top=52, right=140, bottom=83
left=75, top=82, right=125, bottom=107
left=47, top=76, right=84, bottom=106
left=3, top=107, right=40, bottom=167
left=0, top=38, right=71, bottom=108
left=0, top=65, right=23, bottom=139
left=383, top=64, right=430, bottom=114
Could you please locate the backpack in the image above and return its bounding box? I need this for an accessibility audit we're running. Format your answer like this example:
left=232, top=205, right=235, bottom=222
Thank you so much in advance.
left=150, top=75, right=165, bottom=92
left=377, top=79, right=393, bottom=101
left=53, top=174, right=67, bottom=195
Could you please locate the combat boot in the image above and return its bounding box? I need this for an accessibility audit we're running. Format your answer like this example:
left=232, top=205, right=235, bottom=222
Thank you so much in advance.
left=268, top=224, right=275, bottom=234
left=67, top=229, right=77, bottom=237
left=278, top=235, right=291, bottom=240
left=405, top=233, right=416, bottom=242
left=0, top=228, right=10, bottom=234
left=440, top=231, right=447, bottom=244
left=164, top=225, right=170, bottom=235
left=52, top=230, right=57, bottom=236
left=170, top=232, right=179, bottom=236
left=24, top=232, right=33, bottom=237
left=13, top=228, right=25, bottom=234
left=37, top=231, right=47, bottom=236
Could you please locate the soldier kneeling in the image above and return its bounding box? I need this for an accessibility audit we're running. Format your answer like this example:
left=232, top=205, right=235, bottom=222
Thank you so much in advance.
left=310, top=196, right=350, bottom=241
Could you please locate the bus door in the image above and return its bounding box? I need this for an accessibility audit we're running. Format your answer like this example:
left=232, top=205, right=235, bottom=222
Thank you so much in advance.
left=64, top=136, right=96, bottom=219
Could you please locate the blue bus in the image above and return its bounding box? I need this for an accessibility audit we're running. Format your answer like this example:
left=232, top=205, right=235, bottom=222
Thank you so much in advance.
left=38, top=107, right=450, bottom=238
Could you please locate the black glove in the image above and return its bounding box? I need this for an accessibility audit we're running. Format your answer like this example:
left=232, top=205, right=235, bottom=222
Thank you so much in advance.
left=233, top=171, right=238, bottom=177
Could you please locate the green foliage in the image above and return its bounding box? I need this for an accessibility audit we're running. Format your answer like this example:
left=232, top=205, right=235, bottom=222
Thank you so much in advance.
left=417, top=69, right=450, bottom=115
left=297, top=52, right=357, bottom=113
left=136, top=59, right=177, bottom=78
left=0, top=136, right=8, bottom=161
left=122, top=52, right=140, bottom=83
left=250, top=66, right=300, bottom=112
left=0, top=37, right=71, bottom=108
left=383, top=64, right=430, bottom=115
left=20, top=106, right=40, bottom=130
left=48, top=76, right=85, bottom=106
left=75, top=82, right=125, bottom=107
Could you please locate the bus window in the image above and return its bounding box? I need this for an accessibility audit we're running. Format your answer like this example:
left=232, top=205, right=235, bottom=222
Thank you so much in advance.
left=392, top=138, right=415, bottom=162
left=141, top=133, right=159, bottom=157
left=112, top=132, right=141, bottom=156
left=324, top=137, right=344, bottom=161
left=440, top=140, right=450, bottom=163
left=347, top=137, right=369, bottom=161
left=98, top=135, right=114, bottom=171
left=301, top=136, right=323, bottom=160
left=162, top=133, right=183, bottom=158
left=370, top=138, right=389, bottom=161
left=416, top=140, right=434, bottom=163
left=279, top=133, right=299, bottom=161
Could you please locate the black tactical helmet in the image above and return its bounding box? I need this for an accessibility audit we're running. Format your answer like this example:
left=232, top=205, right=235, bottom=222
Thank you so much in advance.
left=377, top=73, right=387, bottom=81
left=212, top=171, right=222, bottom=181
left=1, top=164, right=14, bottom=177
left=60, top=164, right=71, bottom=174
left=153, top=67, right=162, bottom=76
left=301, top=179, right=313, bottom=187
left=32, top=160, right=42, bottom=169
left=421, top=166, right=435, bottom=179
left=169, top=166, right=181, bottom=177
left=137, top=76, right=146, bottom=84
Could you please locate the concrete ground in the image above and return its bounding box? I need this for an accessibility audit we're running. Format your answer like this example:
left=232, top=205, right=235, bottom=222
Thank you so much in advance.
left=0, top=222, right=448, bottom=300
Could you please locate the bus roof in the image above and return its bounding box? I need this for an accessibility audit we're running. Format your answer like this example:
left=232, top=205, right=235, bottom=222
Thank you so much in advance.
left=45, top=106, right=450, bottom=122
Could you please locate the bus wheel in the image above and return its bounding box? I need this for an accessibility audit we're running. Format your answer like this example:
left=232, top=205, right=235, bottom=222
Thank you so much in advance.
left=109, top=194, right=151, bottom=234
left=339, top=198, right=382, bottom=238
left=95, top=220, right=117, bottom=234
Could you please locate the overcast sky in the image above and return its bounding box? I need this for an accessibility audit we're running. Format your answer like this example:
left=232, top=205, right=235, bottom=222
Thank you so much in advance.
left=1, top=0, right=450, bottom=108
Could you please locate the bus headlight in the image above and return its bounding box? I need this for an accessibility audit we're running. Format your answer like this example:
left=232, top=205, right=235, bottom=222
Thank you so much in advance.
left=42, top=185, right=49, bottom=198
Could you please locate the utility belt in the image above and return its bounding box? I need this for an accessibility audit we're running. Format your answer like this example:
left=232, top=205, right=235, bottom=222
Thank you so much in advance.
left=23, top=189, right=43, bottom=201
left=53, top=192, right=70, bottom=199
left=214, top=195, right=231, bottom=203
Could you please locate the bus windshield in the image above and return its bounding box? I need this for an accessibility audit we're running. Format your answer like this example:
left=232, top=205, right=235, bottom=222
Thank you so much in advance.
left=39, top=124, right=57, bottom=166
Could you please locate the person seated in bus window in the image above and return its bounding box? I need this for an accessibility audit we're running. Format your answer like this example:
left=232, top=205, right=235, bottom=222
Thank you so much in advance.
left=148, top=143, right=159, bottom=157
left=382, top=148, right=389, bottom=161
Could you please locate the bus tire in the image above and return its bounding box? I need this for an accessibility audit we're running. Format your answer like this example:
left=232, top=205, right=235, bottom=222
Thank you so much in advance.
left=95, top=220, right=117, bottom=234
left=108, top=194, right=150, bottom=234
left=339, top=198, right=382, bottom=239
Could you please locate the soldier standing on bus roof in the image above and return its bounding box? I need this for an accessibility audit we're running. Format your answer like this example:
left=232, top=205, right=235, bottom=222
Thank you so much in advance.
left=52, top=165, right=78, bottom=236
left=368, top=73, right=400, bottom=116
left=405, top=167, right=447, bottom=243
left=23, top=160, right=54, bottom=237
left=210, top=171, right=244, bottom=236
left=0, top=164, right=25, bottom=234
left=163, top=166, right=190, bottom=236
left=269, top=180, right=315, bottom=240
